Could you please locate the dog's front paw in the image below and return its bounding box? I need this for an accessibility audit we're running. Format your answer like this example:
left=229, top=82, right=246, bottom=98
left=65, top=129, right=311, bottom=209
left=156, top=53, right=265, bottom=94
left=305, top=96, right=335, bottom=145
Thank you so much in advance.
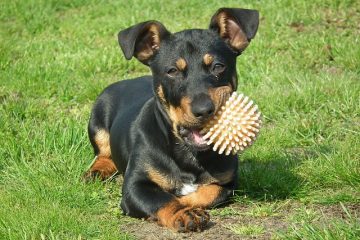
left=157, top=205, right=210, bottom=232
left=173, top=207, right=210, bottom=232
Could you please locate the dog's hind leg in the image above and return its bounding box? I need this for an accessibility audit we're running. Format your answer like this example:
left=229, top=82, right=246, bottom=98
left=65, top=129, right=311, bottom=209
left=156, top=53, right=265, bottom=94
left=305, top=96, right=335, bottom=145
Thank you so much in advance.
left=84, top=106, right=118, bottom=181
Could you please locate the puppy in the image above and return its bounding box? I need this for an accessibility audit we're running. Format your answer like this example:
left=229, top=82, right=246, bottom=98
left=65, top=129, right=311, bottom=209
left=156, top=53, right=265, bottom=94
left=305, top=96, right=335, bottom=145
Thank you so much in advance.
left=85, top=8, right=259, bottom=232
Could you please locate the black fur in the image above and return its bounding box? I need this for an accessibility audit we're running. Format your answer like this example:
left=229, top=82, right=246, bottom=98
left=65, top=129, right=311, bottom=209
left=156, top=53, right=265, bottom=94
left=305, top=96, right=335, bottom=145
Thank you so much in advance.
left=88, top=8, right=259, bottom=227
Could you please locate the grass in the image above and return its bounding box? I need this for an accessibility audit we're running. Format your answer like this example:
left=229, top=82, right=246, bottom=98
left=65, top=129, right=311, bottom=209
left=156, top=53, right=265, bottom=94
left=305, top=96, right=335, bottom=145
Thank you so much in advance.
left=0, top=0, right=359, bottom=239
left=226, top=224, right=265, bottom=237
left=246, top=201, right=285, bottom=217
left=279, top=203, right=360, bottom=239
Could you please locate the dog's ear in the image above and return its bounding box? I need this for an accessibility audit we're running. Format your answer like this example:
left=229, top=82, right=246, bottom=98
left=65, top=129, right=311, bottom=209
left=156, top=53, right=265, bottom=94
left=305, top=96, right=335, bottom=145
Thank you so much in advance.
left=209, top=8, right=259, bottom=54
left=118, top=21, right=171, bottom=65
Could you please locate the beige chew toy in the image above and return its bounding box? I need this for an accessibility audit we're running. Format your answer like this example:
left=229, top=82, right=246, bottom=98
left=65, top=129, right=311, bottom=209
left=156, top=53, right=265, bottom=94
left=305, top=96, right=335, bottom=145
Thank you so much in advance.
left=201, top=92, right=262, bottom=155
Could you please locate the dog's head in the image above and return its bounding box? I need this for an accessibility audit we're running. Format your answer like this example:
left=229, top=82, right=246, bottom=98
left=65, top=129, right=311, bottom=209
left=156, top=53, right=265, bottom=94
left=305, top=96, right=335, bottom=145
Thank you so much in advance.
left=118, top=8, right=259, bottom=151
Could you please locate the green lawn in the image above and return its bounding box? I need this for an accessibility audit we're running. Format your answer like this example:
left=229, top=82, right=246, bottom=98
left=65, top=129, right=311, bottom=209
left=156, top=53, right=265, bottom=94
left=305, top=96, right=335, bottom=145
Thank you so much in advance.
left=0, top=0, right=359, bottom=239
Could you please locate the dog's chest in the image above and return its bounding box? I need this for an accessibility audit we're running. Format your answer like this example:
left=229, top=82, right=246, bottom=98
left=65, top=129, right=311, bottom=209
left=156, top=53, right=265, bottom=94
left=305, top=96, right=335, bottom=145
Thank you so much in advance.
left=178, top=183, right=198, bottom=196
left=172, top=149, right=235, bottom=196
left=173, top=172, right=200, bottom=196
left=172, top=171, right=233, bottom=196
left=174, top=171, right=224, bottom=196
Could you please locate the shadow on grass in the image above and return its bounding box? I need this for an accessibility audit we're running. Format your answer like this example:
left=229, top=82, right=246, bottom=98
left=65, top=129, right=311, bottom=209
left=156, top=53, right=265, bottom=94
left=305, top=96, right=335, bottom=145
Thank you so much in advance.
left=235, top=147, right=322, bottom=201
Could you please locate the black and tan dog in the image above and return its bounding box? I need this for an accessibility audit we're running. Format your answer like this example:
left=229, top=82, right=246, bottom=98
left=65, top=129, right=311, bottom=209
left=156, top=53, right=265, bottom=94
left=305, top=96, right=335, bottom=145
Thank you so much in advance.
left=84, top=8, right=259, bottom=232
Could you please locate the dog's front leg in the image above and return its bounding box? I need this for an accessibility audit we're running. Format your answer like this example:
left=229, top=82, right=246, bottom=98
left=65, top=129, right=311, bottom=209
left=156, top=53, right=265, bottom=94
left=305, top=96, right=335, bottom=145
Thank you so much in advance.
left=121, top=175, right=210, bottom=232
left=178, top=184, right=233, bottom=208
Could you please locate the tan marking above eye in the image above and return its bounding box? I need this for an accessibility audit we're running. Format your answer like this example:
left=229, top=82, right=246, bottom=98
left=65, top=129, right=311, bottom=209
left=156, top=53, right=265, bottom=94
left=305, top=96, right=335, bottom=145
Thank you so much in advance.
left=175, top=58, right=187, bottom=71
left=203, top=53, right=214, bottom=66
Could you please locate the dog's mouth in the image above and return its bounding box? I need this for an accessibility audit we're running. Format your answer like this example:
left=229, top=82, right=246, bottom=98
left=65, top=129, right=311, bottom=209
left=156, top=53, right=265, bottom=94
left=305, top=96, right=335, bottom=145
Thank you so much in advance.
left=178, top=126, right=210, bottom=151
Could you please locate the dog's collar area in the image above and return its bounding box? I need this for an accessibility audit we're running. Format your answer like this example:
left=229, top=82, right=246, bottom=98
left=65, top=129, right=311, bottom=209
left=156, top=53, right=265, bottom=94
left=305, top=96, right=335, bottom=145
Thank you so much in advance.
left=154, top=99, right=172, bottom=145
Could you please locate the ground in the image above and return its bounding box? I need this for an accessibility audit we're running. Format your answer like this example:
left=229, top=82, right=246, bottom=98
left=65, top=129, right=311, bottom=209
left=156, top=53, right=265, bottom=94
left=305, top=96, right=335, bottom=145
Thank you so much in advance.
left=0, top=0, right=359, bottom=239
left=122, top=201, right=360, bottom=239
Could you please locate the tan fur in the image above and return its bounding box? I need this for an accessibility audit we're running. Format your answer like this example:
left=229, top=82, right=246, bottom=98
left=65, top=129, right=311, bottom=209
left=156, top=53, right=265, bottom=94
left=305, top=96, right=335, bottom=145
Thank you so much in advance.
left=217, top=12, right=249, bottom=51
left=208, top=85, right=233, bottom=113
left=84, top=130, right=117, bottom=181
left=94, top=129, right=111, bottom=158
left=146, top=165, right=174, bottom=191
left=149, top=25, right=160, bottom=50
left=157, top=87, right=198, bottom=140
left=218, top=12, right=228, bottom=37
left=179, top=184, right=222, bottom=208
left=168, top=97, right=196, bottom=125
left=175, top=58, right=187, bottom=71
left=85, top=156, right=117, bottom=180
left=203, top=53, right=214, bottom=66
left=136, top=24, right=161, bottom=61
left=156, top=201, right=209, bottom=231
left=168, top=96, right=199, bottom=138
left=156, top=200, right=182, bottom=227
left=157, top=85, right=167, bottom=105
left=166, top=87, right=232, bottom=139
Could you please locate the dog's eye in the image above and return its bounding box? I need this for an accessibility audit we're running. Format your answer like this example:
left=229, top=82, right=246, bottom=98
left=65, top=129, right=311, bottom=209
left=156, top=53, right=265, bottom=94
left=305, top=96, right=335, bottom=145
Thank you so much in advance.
left=166, top=67, right=178, bottom=77
left=212, top=63, right=225, bottom=74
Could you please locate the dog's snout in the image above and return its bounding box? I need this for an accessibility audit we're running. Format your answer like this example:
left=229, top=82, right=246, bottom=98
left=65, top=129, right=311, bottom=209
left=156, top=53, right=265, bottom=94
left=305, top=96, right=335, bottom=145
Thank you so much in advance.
left=191, top=94, right=215, bottom=120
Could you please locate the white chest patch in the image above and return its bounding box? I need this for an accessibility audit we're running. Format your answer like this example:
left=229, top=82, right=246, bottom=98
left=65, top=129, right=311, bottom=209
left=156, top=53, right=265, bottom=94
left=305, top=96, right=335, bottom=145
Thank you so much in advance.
left=179, top=184, right=198, bottom=196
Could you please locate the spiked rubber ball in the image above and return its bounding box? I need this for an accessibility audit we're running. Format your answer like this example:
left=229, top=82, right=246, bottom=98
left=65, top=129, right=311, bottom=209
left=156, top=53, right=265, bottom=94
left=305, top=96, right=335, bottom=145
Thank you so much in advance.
left=201, top=92, right=262, bottom=155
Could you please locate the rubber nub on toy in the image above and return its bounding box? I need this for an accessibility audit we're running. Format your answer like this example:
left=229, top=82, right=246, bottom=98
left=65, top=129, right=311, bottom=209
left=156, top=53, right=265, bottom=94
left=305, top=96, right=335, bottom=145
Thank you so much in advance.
left=201, top=92, right=262, bottom=155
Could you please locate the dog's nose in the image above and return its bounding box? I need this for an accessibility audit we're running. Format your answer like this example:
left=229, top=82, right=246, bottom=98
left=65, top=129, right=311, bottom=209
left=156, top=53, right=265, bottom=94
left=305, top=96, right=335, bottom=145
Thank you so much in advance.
left=191, top=94, right=215, bottom=120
